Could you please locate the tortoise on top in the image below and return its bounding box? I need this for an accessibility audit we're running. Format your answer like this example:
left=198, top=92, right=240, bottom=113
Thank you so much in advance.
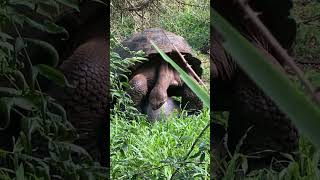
left=121, top=28, right=191, bottom=54
left=116, top=28, right=203, bottom=114
left=211, top=0, right=299, bottom=176
left=117, top=28, right=202, bottom=75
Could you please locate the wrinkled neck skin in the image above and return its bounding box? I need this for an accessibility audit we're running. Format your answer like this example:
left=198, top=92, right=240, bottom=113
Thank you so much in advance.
left=155, top=61, right=174, bottom=90
left=211, top=28, right=238, bottom=82
left=149, top=61, right=174, bottom=109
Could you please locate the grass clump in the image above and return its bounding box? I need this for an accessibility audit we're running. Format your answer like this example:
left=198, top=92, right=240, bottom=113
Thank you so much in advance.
left=111, top=109, right=210, bottom=179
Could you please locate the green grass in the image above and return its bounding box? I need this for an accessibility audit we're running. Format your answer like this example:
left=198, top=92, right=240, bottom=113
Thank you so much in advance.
left=292, top=1, right=320, bottom=61
left=111, top=108, right=210, bottom=179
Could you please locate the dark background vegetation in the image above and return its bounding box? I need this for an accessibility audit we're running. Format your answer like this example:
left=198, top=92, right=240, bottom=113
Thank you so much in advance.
left=0, top=1, right=107, bottom=179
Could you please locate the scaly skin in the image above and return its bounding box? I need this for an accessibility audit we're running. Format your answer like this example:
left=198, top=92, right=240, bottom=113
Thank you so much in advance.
left=0, top=1, right=108, bottom=167
left=129, top=57, right=203, bottom=115
left=211, top=1, right=302, bottom=174
left=149, top=61, right=182, bottom=110
left=128, top=61, right=159, bottom=109
left=50, top=38, right=108, bottom=165
left=48, top=15, right=108, bottom=166
left=210, top=32, right=320, bottom=175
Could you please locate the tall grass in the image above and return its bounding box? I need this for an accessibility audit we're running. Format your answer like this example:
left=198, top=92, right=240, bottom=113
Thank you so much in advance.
left=111, top=108, right=210, bottom=179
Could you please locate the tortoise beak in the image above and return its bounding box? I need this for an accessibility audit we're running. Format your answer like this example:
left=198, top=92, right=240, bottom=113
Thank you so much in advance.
left=152, top=100, right=166, bottom=110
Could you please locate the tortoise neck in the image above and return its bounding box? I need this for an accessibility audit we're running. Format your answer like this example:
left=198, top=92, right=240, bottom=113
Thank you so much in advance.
left=154, top=61, right=173, bottom=91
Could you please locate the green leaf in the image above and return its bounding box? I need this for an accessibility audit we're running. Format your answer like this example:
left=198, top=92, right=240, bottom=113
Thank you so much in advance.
left=13, top=97, right=38, bottom=111
left=42, top=20, right=69, bottom=38
left=190, top=150, right=202, bottom=159
left=11, top=70, right=29, bottom=90
left=36, top=4, right=55, bottom=20
left=150, top=40, right=210, bottom=108
left=55, top=141, right=92, bottom=159
left=20, top=117, right=40, bottom=144
left=241, top=156, right=248, bottom=174
left=14, top=37, right=26, bottom=59
left=0, top=42, right=14, bottom=52
left=55, top=0, right=80, bottom=12
left=90, top=0, right=108, bottom=6
left=31, top=66, right=39, bottom=88
left=0, top=32, right=13, bottom=40
left=15, top=164, right=25, bottom=180
left=8, top=1, right=35, bottom=10
left=25, top=38, right=59, bottom=67
left=0, top=97, right=14, bottom=131
left=39, top=1, right=60, bottom=16
left=35, top=64, right=74, bottom=88
left=212, top=9, right=320, bottom=147
left=0, top=87, right=22, bottom=97
left=48, top=101, right=67, bottom=121
left=0, top=96, right=38, bottom=131
left=24, top=17, right=69, bottom=38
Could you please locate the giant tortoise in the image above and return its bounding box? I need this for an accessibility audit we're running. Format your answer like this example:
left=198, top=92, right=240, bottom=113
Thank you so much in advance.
left=116, top=28, right=203, bottom=119
left=211, top=0, right=302, bottom=175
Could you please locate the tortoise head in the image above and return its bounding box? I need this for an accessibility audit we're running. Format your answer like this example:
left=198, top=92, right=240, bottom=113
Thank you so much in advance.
left=149, top=86, right=168, bottom=110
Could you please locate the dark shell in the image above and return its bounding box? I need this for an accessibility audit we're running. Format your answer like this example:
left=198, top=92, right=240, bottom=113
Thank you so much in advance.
left=121, top=28, right=192, bottom=55
left=116, top=28, right=202, bottom=77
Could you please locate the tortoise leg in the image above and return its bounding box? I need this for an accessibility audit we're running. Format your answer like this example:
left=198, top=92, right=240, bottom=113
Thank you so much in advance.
left=149, top=61, right=172, bottom=110
left=211, top=117, right=228, bottom=179
left=49, top=38, right=108, bottom=166
left=149, top=61, right=183, bottom=110
left=128, top=74, right=149, bottom=109
left=227, top=74, right=299, bottom=171
left=181, top=83, right=203, bottom=111
left=128, top=61, right=158, bottom=109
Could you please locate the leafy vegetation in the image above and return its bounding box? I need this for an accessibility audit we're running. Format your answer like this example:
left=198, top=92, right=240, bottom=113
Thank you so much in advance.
left=110, top=0, right=210, bottom=179
left=0, top=1, right=107, bottom=179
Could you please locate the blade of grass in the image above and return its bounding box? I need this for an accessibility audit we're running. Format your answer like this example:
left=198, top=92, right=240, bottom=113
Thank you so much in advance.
left=150, top=40, right=210, bottom=108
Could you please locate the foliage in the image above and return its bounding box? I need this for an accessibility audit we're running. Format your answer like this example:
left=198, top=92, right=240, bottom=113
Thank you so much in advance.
left=110, top=0, right=209, bottom=51
left=0, top=0, right=107, bottom=179
left=111, top=107, right=210, bottom=179
left=292, top=0, right=320, bottom=61
left=110, top=34, right=147, bottom=121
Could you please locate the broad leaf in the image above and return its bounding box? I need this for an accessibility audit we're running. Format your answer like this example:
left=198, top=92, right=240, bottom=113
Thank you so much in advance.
left=55, top=0, right=80, bottom=12
left=34, top=64, right=74, bottom=88
left=25, top=38, right=59, bottom=67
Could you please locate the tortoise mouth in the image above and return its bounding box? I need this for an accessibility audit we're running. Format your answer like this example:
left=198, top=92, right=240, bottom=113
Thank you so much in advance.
left=152, top=100, right=166, bottom=110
